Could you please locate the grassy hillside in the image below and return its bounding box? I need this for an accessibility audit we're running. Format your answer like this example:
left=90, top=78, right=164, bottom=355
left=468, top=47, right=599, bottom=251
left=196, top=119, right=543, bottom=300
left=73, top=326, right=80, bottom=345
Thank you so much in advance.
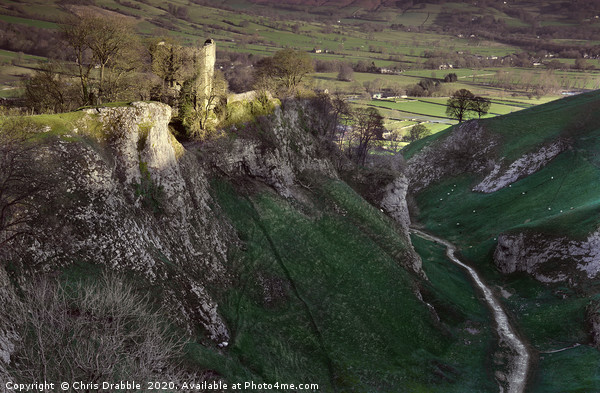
left=414, top=90, right=600, bottom=244
left=195, top=177, right=499, bottom=391
left=2, top=0, right=598, bottom=78
left=407, top=89, right=600, bottom=392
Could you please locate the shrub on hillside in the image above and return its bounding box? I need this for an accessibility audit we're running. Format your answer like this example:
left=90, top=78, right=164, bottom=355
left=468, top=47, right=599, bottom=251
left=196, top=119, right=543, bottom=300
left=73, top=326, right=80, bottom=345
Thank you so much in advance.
left=405, top=124, right=431, bottom=142
left=443, top=73, right=458, bottom=83
left=10, top=274, right=185, bottom=384
left=0, top=118, right=48, bottom=249
left=337, top=63, right=354, bottom=82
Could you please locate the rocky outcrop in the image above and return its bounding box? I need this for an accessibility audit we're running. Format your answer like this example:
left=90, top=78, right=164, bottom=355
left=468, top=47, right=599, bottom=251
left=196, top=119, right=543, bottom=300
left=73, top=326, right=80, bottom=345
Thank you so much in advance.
left=381, top=175, right=411, bottom=233
left=213, top=103, right=337, bottom=198
left=406, top=121, right=569, bottom=196
left=6, top=102, right=231, bottom=343
left=494, top=230, right=600, bottom=283
left=380, top=175, right=423, bottom=275
left=473, top=139, right=569, bottom=193
left=406, top=121, right=498, bottom=193
left=0, top=101, right=362, bottom=354
left=0, top=99, right=426, bottom=382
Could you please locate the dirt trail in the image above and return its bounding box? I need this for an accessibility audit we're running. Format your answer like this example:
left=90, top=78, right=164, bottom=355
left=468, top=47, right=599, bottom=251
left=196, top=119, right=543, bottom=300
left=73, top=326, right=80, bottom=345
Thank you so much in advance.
left=411, top=228, right=530, bottom=393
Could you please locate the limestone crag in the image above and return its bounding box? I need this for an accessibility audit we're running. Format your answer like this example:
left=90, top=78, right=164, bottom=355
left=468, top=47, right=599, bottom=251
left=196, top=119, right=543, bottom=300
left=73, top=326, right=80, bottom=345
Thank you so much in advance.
left=214, top=103, right=337, bottom=198
left=380, top=175, right=423, bottom=275
left=380, top=175, right=411, bottom=232
left=494, top=230, right=600, bottom=283
left=473, top=139, right=569, bottom=193
left=6, top=102, right=232, bottom=342
left=406, top=121, right=498, bottom=193
left=0, top=99, right=424, bottom=378
left=588, top=304, right=600, bottom=348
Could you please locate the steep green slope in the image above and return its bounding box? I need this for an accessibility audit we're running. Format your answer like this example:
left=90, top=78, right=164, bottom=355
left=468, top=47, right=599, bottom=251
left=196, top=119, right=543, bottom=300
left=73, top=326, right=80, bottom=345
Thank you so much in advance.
left=201, top=178, right=497, bottom=391
left=406, top=90, right=600, bottom=392
left=412, top=90, right=600, bottom=258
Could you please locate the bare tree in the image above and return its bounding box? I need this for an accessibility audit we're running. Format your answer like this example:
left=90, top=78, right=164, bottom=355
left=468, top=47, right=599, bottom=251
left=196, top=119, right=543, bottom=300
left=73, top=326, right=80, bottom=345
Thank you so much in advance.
left=62, top=12, right=137, bottom=105
left=180, top=70, right=228, bottom=138
left=348, top=107, right=385, bottom=165
left=85, top=14, right=135, bottom=103
left=471, top=96, right=491, bottom=119
left=308, top=92, right=351, bottom=140
left=148, top=39, right=195, bottom=95
left=337, top=62, right=354, bottom=82
left=387, top=129, right=403, bottom=153
left=389, top=83, right=406, bottom=98
left=255, top=49, right=314, bottom=96
left=61, top=14, right=95, bottom=106
left=405, top=123, right=431, bottom=142
left=0, top=119, right=46, bottom=249
left=24, top=61, right=80, bottom=113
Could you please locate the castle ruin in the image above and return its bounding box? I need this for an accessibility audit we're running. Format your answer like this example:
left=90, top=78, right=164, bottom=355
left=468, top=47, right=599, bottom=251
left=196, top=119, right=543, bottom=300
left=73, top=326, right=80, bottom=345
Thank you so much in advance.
left=152, top=38, right=216, bottom=103
left=198, top=39, right=216, bottom=108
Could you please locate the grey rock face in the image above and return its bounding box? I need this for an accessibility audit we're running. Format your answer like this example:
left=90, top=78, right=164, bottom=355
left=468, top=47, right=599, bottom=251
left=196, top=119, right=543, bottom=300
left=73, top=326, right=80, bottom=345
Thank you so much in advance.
left=589, top=306, right=600, bottom=348
left=407, top=121, right=498, bottom=193
left=214, top=103, right=337, bottom=198
left=10, top=102, right=231, bottom=342
left=381, top=175, right=411, bottom=232
left=407, top=121, right=568, bottom=195
left=380, top=175, right=423, bottom=275
left=2, top=100, right=421, bottom=364
left=494, top=230, right=600, bottom=283
left=473, top=139, right=569, bottom=193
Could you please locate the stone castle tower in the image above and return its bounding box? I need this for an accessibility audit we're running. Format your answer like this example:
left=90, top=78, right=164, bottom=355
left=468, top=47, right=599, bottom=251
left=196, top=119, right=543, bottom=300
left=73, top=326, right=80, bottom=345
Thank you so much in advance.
left=199, top=39, right=216, bottom=99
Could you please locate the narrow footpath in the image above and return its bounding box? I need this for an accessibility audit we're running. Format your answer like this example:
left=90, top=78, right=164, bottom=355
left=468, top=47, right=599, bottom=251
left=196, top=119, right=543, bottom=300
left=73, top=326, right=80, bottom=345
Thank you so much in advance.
left=410, top=228, right=530, bottom=393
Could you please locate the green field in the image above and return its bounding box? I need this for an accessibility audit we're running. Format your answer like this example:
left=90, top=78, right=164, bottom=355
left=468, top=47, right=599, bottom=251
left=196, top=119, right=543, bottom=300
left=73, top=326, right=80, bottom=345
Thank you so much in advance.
left=1, top=0, right=597, bottom=114
left=0, top=14, right=59, bottom=29
left=0, top=49, right=45, bottom=93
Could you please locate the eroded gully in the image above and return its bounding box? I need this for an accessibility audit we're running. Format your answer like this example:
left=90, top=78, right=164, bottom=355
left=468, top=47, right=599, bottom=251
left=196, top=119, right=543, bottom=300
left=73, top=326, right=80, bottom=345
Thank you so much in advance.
left=410, top=228, right=530, bottom=393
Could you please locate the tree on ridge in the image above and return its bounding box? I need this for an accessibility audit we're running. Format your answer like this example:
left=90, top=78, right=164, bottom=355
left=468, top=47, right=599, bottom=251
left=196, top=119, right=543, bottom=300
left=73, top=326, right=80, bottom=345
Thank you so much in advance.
left=446, top=89, right=490, bottom=122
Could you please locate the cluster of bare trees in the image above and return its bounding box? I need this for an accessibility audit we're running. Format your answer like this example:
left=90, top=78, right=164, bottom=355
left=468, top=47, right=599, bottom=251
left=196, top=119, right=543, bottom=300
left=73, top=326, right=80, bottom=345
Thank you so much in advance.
left=310, top=94, right=385, bottom=166
left=254, top=48, right=314, bottom=97
left=24, top=12, right=143, bottom=112
left=0, top=21, right=64, bottom=59
left=64, top=13, right=141, bottom=106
